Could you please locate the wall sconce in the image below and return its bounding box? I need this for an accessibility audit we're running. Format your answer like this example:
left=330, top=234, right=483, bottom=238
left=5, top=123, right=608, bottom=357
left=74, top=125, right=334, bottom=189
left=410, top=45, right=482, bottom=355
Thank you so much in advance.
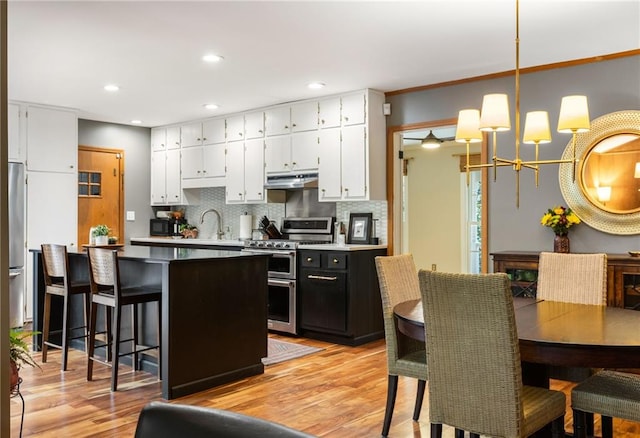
left=597, top=186, right=612, bottom=203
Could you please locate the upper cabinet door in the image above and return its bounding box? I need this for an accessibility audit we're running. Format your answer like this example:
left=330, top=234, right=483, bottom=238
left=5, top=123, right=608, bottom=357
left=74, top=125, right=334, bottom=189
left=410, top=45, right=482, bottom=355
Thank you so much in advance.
left=226, top=115, right=245, bottom=142
left=26, top=106, right=77, bottom=173
left=265, top=106, right=291, bottom=136
left=165, top=126, right=181, bottom=150
left=202, top=118, right=226, bottom=145
left=181, top=122, right=203, bottom=148
left=341, top=93, right=366, bottom=126
left=291, top=101, right=318, bottom=132
left=291, top=131, right=319, bottom=172
left=265, top=136, right=291, bottom=173
left=151, top=127, right=167, bottom=151
left=244, top=111, right=265, bottom=139
left=319, top=97, right=341, bottom=129
left=8, top=103, right=22, bottom=161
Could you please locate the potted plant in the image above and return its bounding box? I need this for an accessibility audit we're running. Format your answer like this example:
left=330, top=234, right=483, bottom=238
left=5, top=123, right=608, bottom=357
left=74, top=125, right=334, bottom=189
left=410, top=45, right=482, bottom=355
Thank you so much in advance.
left=10, top=329, right=40, bottom=393
left=179, top=223, right=199, bottom=239
left=92, top=224, right=110, bottom=245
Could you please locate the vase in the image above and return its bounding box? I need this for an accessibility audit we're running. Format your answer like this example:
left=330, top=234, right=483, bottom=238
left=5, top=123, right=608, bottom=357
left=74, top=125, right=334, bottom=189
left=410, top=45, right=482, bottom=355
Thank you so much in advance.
left=553, top=234, right=570, bottom=253
left=94, top=235, right=109, bottom=246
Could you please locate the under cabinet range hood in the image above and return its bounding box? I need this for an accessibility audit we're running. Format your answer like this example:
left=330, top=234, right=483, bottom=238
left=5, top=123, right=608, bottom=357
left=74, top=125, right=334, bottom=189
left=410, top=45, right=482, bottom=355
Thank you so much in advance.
left=264, top=171, right=318, bottom=189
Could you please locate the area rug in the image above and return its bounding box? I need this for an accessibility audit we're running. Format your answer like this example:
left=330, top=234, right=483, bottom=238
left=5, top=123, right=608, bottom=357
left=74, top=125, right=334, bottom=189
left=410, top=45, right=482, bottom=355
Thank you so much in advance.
left=262, top=338, right=323, bottom=366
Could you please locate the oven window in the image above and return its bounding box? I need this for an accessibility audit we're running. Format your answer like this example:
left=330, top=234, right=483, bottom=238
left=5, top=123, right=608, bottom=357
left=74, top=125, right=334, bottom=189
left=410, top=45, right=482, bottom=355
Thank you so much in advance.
left=268, top=284, right=291, bottom=323
left=268, top=256, right=292, bottom=275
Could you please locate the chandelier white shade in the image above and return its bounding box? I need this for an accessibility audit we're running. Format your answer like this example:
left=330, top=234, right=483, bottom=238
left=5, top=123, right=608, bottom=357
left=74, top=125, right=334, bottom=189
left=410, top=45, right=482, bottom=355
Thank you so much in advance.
left=523, top=111, right=552, bottom=145
left=479, top=94, right=511, bottom=132
left=455, top=109, right=482, bottom=143
left=558, top=95, right=591, bottom=133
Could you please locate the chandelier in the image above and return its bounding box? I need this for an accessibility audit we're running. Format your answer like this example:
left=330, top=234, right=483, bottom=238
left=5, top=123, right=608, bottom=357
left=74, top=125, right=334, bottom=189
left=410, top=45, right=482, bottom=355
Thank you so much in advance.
left=455, top=0, right=591, bottom=207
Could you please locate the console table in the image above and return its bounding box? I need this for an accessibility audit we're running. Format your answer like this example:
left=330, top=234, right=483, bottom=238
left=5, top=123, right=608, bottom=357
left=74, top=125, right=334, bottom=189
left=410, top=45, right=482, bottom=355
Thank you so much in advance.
left=492, top=251, right=640, bottom=309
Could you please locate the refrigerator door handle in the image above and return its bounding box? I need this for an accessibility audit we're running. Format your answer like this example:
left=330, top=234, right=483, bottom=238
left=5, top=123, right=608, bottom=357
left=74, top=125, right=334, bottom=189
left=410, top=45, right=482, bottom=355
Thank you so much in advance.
left=9, top=271, right=20, bottom=278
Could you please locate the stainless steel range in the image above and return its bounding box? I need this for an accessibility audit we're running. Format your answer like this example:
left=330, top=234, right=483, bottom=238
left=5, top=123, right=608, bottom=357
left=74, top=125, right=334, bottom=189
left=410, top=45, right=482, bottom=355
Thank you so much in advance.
left=241, top=217, right=334, bottom=334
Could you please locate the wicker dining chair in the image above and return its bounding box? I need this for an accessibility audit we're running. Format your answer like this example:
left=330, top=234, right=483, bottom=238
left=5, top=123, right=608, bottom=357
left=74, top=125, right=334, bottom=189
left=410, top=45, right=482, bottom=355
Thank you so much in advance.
left=86, top=247, right=162, bottom=391
left=572, top=370, right=640, bottom=438
left=419, top=270, right=566, bottom=438
left=537, top=252, right=607, bottom=305
left=375, top=254, right=427, bottom=437
left=41, top=243, right=92, bottom=371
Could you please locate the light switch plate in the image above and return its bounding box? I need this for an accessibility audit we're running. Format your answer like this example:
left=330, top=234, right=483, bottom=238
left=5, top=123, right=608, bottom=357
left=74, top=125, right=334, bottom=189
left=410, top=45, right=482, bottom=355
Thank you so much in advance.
left=126, top=211, right=135, bottom=221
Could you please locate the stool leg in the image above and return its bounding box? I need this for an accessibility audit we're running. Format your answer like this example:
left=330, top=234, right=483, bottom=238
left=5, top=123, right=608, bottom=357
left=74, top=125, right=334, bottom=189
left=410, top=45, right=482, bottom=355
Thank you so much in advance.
left=585, top=412, right=594, bottom=436
left=133, top=303, right=139, bottom=371
left=61, top=292, right=71, bottom=371
left=87, top=302, right=98, bottom=382
left=83, top=291, right=91, bottom=354
left=413, top=379, right=425, bottom=421
left=381, top=374, right=398, bottom=437
left=572, top=409, right=586, bottom=438
left=111, top=304, right=122, bottom=392
left=431, top=423, right=443, bottom=438
left=41, top=293, right=52, bottom=363
left=106, top=307, right=113, bottom=363
left=157, top=300, right=162, bottom=380
left=601, top=416, right=613, bottom=438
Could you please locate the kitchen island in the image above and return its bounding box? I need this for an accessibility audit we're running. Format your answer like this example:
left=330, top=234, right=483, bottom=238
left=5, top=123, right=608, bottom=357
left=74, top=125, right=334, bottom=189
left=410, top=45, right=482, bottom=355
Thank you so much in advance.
left=30, top=245, right=269, bottom=399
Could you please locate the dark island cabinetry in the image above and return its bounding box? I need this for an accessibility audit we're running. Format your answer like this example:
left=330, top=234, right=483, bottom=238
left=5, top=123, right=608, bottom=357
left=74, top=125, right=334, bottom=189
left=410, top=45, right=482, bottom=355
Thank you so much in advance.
left=298, top=248, right=386, bottom=346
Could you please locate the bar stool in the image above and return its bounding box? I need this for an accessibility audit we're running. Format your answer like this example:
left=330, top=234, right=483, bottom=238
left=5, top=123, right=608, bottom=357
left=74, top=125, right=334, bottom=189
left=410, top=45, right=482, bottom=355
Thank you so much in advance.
left=86, top=247, right=162, bottom=391
left=41, top=243, right=91, bottom=371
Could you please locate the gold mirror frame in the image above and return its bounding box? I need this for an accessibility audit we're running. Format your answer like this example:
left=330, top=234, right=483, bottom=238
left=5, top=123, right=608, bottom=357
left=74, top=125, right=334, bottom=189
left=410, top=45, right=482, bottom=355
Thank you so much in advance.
left=559, top=110, right=640, bottom=235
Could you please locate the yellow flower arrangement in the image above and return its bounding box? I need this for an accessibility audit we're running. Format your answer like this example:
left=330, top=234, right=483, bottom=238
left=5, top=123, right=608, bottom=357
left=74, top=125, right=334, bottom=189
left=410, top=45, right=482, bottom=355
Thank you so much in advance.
left=540, top=205, right=581, bottom=236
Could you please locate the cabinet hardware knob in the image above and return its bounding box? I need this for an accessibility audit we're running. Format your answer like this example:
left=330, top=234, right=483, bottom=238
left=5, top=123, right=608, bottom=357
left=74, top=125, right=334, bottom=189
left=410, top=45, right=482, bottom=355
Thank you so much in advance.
left=69, top=165, right=74, bottom=168
left=239, top=132, right=243, bottom=136
left=321, top=119, right=325, bottom=124
left=292, top=161, right=296, bottom=166
left=307, top=257, right=313, bottom=262
left=284, top=163, right=288, bottom=167
left=284, top=125, right=289, bottom=129
left=292, top=123, right=297, bottom=127
left=344, top=187, right=349, bottom=191
left=344, top=116, right=349, bottom=121
left=203, top=138, right=207, bottom=141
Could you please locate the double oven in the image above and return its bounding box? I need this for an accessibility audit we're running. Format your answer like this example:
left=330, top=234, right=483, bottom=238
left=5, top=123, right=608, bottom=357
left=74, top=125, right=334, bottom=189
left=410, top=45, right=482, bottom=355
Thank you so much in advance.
left=241, top=217, right=334, bottom=335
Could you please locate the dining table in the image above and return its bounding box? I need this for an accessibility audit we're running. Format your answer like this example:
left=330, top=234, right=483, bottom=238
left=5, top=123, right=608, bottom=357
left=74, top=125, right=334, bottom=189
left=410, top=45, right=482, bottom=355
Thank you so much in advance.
left=394, top=297, right=640, bottom=388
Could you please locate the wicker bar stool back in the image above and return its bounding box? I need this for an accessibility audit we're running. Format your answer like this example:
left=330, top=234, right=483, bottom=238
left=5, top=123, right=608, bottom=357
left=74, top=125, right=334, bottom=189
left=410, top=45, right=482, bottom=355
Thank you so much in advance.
left=419, top=270, right=566, bottom=438
left=86, top=247, right=162, bottom=391
left=41, top=243, right=91, bottom=371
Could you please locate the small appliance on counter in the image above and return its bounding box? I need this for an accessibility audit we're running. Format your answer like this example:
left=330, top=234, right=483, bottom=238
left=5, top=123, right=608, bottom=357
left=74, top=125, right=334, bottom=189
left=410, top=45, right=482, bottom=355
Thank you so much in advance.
left=150, top=217, right=187, bottom=236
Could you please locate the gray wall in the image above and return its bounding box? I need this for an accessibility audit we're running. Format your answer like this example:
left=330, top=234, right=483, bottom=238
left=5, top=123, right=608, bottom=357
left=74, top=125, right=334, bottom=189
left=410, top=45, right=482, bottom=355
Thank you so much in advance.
left=78, top=119, right=152, bottom=243
left=386, top=55, right=640, bottom=259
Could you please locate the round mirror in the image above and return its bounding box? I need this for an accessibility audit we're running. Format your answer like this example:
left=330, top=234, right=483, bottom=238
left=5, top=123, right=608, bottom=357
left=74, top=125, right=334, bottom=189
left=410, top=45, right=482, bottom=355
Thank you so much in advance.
left=560, top=110, right=640, bottom=235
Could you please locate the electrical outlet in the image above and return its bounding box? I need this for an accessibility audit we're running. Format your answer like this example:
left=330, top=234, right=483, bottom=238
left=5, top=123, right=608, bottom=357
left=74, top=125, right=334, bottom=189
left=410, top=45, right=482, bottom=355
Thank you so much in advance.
left=126, top=211, right=135, bottom=221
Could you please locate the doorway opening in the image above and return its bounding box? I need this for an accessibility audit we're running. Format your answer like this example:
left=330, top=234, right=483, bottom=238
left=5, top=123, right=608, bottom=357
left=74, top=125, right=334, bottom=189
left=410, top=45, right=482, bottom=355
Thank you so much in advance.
left=387, top=119, right=488, bottom=273
left=78, top=146, right=124, bottom=246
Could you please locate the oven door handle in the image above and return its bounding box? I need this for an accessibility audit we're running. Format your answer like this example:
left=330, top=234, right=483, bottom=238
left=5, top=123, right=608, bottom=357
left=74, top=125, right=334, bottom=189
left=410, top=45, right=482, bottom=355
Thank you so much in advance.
left=307, top=274, right=337, bottom=281
left=269, top=278, right=295, bottom=286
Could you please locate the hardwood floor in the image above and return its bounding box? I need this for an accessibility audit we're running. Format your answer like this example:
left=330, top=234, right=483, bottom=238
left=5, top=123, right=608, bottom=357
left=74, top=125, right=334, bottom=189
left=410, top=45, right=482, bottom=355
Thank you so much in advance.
left=10, top=334, right=640, bottom=437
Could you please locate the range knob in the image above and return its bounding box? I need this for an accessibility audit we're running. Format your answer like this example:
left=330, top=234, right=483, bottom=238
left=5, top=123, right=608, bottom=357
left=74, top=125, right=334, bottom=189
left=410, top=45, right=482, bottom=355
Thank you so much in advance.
left=274, top=242, right=282, bottom=249
left=257, top=242, right=265, bottom=248
left=265, top=242, right=274, bottom=248
left=282, top=243, right=291, bottom=249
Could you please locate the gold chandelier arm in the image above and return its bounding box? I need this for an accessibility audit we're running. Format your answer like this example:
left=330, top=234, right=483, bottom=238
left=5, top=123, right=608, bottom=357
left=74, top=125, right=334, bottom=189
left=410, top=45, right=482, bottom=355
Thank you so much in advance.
left=493, top=131, right=498, bottom=182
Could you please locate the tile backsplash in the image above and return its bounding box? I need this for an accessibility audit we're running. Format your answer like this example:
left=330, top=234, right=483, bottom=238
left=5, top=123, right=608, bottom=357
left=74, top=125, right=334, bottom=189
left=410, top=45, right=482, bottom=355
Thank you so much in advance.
left=179, top=187, right=387, bottom=243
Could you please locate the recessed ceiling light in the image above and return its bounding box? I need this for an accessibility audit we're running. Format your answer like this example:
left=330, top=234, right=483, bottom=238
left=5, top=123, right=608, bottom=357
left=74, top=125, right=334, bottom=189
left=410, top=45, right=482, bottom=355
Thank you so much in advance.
left=104, top=84, right=119, bottom=92
left=131, top=120, right=142, bottom=124
left=203, top=104, right=219, bottom=110
left=202, top=54, right=224, bottom=63
left=307, top=82, right=326, bottom=90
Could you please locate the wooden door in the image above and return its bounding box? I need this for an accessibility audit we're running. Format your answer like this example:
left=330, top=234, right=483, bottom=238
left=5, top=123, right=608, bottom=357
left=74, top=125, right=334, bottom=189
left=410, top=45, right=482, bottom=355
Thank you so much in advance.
left=78, top=146, right=124, bottom=246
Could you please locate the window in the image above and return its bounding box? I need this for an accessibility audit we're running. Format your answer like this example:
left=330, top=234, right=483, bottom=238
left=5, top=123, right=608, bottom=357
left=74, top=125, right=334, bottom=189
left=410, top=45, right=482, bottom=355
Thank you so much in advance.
left=78, top=171, right=102, bottom=197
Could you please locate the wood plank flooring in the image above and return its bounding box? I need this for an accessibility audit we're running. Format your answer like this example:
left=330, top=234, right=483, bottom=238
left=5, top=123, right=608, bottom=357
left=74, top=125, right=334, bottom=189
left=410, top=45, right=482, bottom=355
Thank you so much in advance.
left=10, top=334, right=640, bottom=437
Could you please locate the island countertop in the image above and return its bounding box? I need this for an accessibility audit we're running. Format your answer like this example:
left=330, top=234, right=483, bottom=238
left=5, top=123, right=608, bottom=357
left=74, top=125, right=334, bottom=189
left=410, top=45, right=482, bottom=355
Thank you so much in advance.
left=66, top=245, right=249, bottom=262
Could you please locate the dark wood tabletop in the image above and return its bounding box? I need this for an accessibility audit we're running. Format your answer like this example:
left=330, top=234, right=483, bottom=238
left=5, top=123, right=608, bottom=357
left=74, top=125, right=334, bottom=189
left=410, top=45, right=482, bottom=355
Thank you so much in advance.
left=394, top=297, right=640, bottom=371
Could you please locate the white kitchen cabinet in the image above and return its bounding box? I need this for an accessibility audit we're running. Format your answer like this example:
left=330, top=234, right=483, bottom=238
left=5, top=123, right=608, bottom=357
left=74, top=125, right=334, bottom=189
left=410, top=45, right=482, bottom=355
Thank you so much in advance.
left=202, top=118, right=226, bottom=145
left=181, top=122, right=203, bottom=148
left=152, top=126, right=180, bottom=151
left=151, top=147, right=182, bottom=205
left=341, top=92, right=366, bottom=126
left=291, top=101, right=318, bottom=132
left=8, top=103, right=23, bottom=162
left=244, top=111, right=265, bottom=139
left=265, top=106, right=291, bottom=136
left=26, top=105, right=77, bottom=173
left=181, top=143, right=225, bottom=188
left=226, top=115, right=245, bottom=143
left=225, top=139, right=265, bottom=204
left=317, top=89, right=386, bottom=201
left=265, top=131, right=318, bottom=174
left=265, top=136, right=291, bottom=173
left=319, top=97, right=341, bottom=129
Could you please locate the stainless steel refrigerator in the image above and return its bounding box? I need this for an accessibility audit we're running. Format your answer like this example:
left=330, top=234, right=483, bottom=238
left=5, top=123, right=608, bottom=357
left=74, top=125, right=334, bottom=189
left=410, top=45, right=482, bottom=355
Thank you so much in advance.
left=9, top=162, right=25, bottom=328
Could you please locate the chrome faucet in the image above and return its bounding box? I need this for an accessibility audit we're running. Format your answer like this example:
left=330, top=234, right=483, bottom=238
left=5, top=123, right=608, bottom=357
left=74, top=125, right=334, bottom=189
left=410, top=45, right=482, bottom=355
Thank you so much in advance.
left=200, top=208, right=224, bottom=240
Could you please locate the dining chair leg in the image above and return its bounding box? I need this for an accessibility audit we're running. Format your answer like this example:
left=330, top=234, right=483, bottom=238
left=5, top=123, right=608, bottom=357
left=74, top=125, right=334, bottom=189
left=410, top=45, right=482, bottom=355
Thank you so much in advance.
left=61, top=292, right=71, bottom=371
left=413, top=379, right=426, bottom=421
left=87, top=302, right=98, bottom=381
left=572, top=409, right=586, bottom=438
left=431, top=423, right=443, bottom=438
left=111, top=304, right=121, bottom=392
left=454, top=429, right=465, bottom=438
left=381, top=375, right=398, bottom=437
left=585, top=412, right=594, bottom=436
left=41, top=293, right=52, bottom=363
left=470, top=434, right=480, bottom=438
left=601, top=415, right=613, bottom=438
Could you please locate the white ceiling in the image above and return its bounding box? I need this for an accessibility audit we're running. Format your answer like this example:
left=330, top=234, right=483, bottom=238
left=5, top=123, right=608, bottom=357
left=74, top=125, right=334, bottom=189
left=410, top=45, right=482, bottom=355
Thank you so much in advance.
left=7, top=0, right=640, bottom=128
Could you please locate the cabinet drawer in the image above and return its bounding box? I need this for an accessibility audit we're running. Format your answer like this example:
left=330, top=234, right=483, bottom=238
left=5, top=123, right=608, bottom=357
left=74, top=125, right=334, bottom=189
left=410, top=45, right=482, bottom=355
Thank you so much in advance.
left=325, top=253, right=347, bottom=270
left=301, top=252, right=321, bottom=268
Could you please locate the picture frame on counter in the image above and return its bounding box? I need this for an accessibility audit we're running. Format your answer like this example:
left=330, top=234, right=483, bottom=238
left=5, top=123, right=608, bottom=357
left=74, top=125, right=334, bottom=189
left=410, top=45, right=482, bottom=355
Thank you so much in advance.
left=347, top=213, right=373, bottom=244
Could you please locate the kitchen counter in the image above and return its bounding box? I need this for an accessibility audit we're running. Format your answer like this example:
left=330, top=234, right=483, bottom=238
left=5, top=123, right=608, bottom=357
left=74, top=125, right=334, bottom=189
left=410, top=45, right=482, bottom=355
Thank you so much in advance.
left=298, top=243, right=387, bottom=251
left=131, top=236, right=245, bottom=248
left=30, top=245, right=269, bottom=399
